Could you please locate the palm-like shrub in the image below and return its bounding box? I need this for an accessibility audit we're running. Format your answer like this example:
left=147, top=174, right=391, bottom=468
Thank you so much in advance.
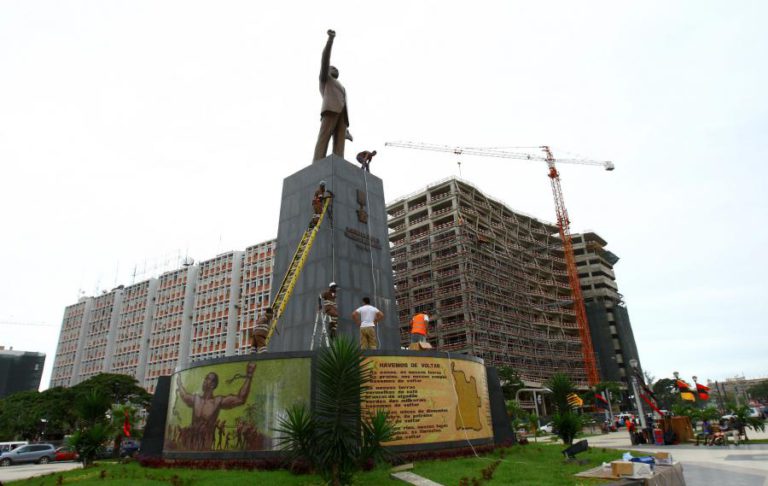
left=68, top=390, right=113, bottom=466
left=547, top=373, right=581, bottom=445
left=360, top=409, right=396, bottom=466
left=277, top=336, right=395, bottom=485
left=68, top=422, right=111, bottom=467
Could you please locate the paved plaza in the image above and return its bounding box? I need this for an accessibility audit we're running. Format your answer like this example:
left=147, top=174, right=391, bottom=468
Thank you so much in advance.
left=587, top=427, right=768, bottom=485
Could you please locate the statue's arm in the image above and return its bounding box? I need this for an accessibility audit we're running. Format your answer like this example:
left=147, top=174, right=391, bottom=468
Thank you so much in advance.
left=319, top=30, right=335, bottom=83
left=177, top=379, right=194, bottom=407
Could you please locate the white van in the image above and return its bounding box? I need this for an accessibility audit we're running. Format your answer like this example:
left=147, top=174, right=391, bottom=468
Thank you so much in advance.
left=0, top=441, right=28, bottom=454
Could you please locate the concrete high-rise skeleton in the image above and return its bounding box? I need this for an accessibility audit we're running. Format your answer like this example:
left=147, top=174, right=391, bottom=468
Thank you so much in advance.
left=572, top=232, right=642, bottom=387
left=387, top=178, right=589, bottom=387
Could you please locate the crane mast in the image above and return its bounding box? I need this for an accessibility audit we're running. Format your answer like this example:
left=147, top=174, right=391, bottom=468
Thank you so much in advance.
left=542, top=146, right=600, bottom=386
left=386, top=141, right=609, bottom=386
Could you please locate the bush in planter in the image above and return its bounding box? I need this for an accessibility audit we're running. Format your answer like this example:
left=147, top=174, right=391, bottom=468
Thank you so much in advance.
left=277, top=336, right=396, bottom=485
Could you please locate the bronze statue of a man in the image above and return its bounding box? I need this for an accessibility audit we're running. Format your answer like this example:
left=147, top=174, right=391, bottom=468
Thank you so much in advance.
left=313, top=29, right=351, bottom=162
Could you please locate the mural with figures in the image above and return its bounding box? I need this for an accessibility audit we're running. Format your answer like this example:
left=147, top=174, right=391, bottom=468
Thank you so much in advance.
left=163, top=358, right=311, bottom=452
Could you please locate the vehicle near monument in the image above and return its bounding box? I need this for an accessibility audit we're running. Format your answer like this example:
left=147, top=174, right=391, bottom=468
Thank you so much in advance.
left=0, top=443, right=56, bottom=466
left=0, top=441, right=27, bottom=454
left=54, top=446, right=78, bottom=462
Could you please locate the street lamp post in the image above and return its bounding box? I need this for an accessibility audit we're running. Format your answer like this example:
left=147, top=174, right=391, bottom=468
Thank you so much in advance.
left=629, top=359, right=646, bottom=429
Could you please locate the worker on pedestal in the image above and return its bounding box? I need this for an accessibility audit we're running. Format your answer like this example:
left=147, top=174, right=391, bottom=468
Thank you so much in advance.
left=353, top=297, right=383, bottom=350
left=250, top=307, right=274, bottom=353
left=321, top=282, right=339, bottom=340
left=410, top=311, right=430, bottom=345
left=356, top=150, right=376, bottom=172
left=310, top=180, right=333, bottom=229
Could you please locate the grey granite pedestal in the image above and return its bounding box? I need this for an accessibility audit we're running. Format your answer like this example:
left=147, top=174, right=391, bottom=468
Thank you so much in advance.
left=268, top=155, right=399, bottom=352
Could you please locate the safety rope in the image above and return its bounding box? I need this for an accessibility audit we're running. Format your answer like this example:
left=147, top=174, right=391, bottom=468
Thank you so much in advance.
left=361, top=169, right=380, bottom=343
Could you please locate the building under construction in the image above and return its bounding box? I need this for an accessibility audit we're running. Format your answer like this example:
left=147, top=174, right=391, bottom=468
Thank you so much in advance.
left=388, top=178, right=589, bottom=387
left=572, top=232, right=642, bottom=388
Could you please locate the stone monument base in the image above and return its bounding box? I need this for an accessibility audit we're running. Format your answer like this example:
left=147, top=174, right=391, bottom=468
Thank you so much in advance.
left=141, top=350, right=512, bottom=461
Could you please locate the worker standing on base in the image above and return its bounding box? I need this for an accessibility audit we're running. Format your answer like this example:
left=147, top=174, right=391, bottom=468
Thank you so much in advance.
left=321, top=282, right=339, bottom=340
left=352, top=297, right=383, bottom=350
left=250, top=307, right=274, bottom=353
left=410, top=310, right=430, bottom=344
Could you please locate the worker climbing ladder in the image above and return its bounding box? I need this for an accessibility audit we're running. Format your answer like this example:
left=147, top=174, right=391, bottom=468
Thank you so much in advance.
left=264, top=196, right=332, bottom=346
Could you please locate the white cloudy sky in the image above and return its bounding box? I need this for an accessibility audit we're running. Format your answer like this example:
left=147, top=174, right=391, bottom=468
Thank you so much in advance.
left=1, top=1, right=766, bottom=389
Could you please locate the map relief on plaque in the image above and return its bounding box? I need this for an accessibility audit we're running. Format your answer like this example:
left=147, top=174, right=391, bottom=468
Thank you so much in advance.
left=451, top=362, right=483, bottom=431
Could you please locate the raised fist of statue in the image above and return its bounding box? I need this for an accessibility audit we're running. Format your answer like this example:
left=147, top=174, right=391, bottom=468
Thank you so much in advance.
left=327, top=29, right=336, bottom=37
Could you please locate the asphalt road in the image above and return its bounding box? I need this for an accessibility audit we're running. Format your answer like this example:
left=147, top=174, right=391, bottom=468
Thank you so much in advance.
left=0, top=461, right=82, bottom=483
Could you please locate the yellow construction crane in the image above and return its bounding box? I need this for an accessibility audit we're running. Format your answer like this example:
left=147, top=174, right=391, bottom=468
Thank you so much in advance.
left=385, top=141, right=613, bottom=386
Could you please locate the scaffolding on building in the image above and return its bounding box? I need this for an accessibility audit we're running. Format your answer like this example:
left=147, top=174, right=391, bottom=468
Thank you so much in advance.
left=388, top=178, right=589, bottom=387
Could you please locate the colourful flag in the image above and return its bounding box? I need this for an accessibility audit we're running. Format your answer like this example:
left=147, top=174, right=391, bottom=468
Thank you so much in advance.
left=640, top=383, right=658, bottom=403
left=641, top=393, right=664, bottom=415
left=675, top=379, right=692, bottom=392
left=123, top=410, right=131, bottom=438
left=696, top=383, right=710, bottom=401
left=567, top=393, right=583, bottom=408
left=680, top=391, right=696, bottom=401
left=594, top=393, right=609, bottom=409
left=675, top=379, right=696, bottom=401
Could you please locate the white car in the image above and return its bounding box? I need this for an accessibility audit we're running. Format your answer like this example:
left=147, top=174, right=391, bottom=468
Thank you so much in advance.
left=539, top=422, right=555, bottom=433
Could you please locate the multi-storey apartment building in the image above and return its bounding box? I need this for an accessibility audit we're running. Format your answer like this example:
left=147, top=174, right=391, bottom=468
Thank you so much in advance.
left=76, top=290, right=123, bottom=383
left=50, top=240, right=276, bottom=392
left=189, top=252, right=243, bottom=363
left=142, top=266, right=198, bottom=392
left=237, top=241, right=276, bottom=355
left=387, top=178, right=589, bottom=387
left=110, top=279, right=159, bottom=383
left=50, top=299, right=91, bottom=388
left=572, top=232, right=642, bottom=386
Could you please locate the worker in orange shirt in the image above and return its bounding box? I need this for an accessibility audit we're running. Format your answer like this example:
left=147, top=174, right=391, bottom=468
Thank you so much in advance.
left=410, top=311, right=430, bottom=344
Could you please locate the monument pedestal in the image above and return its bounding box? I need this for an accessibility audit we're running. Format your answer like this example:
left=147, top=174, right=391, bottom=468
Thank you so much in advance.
left=269, top=155, right=399, bottom=352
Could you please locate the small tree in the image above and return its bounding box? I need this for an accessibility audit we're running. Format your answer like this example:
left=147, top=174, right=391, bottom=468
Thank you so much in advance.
left=730, top=404, right=766, bottom=439
left=497, top=367, right=525, bottom=401
left=277, top=336, right=395, bottom=485
left=109, top=404, right=140, bottom=458
left=505, top=399, right=529, bottom=440
left=68, top=389, right=113, bottom=467
left=546, top=373, right=582, bottom=445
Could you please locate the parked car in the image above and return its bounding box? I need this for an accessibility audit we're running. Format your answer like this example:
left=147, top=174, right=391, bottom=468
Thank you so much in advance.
left=539, top=422, right=555, bottom=434
left=0, top=442, right=28, bottom=454
left=0, top=444, right=56, bottom=466
left=748, top=407, right=764, bottom=420
left=54, top=446, right=79, bottom=462
left=616, top=413, right=634, bottom=424
left=120, top=440, right=140, bottom=458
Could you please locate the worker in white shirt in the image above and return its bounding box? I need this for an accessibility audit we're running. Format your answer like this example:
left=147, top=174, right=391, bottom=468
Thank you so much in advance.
left=352, top=297, right=383, bottom=350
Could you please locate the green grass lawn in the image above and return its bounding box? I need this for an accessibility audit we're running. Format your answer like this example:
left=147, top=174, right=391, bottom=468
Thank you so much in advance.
left=10, top=444, right=629, bottom=486
left=413, top=443, right=626, bottom=486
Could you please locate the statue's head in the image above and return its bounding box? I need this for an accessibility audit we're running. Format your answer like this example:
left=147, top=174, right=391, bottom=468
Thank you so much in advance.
left=329, top=65, right=339, bottom=79
left=203, top=372, right=219, bottom=393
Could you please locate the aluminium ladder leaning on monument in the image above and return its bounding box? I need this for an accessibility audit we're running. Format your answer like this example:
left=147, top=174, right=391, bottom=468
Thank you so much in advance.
left=310, top=294, right=331, bottom=350
left=264, top=197, right=332, bottom=347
